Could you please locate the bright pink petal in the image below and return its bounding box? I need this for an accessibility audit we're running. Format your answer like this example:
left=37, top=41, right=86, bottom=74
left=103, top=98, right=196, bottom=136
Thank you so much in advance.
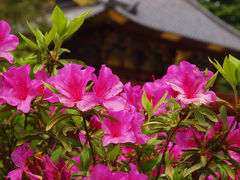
left=11, top=143, right=33, bottom=168
left=128, top=164, right=148, bottom=180
left=6, top=168, right=23, bottom=180
left=0, top=21, right=19, bottom=64
left=102, top=96, right=126, bottom=111
left=0, top=51, right=13, bottom=63
left=76, top=93, right=97, bottom=111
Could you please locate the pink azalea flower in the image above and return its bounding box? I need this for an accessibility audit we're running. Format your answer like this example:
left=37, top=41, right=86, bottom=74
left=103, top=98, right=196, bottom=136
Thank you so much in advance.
left=102, top=110, right=150, bottom=146
left=0, top=76, right=5, bottom=105
left=70, top=156, right=81, bottom=178
left=142, top=80, right=170, bottom=115
left=162, top=61, right=217, bottom=106
left=127, top=164, right=148, bottom=180
left=50, top=63, right=97, bottom=111
left=42, top=155, right=71, bottom=180
left=81, top=164, right=116, bottom=180
left=6, top=143, right=40, bottom=180
left=90, top=115, right=102, bottom=132
left=32, top=68, right=58, bottom=103
left=0, top=20, right=19, bottom=63
left=81, top=164, right=147, bottom=180
left=0, top=65, right=36, bottom=113
left=121, top=82, right=143, bottom=112
left=92, top=65, right=126, bottom=111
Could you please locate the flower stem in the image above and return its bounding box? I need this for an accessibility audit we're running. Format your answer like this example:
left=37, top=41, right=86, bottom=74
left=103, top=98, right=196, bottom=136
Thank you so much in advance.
left=82, top=112, right=96, bottom=165
left=155, top=111, right=189, bottom=180
left=195, top=112, right=240, bottom=179
left=232, top=86, right=238, bottom=106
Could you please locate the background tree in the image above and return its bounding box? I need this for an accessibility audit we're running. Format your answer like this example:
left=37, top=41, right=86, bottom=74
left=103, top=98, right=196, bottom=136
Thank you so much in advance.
left=198, top=0, right=240, bottom=30
left=0, top=0, right=54, bottom=33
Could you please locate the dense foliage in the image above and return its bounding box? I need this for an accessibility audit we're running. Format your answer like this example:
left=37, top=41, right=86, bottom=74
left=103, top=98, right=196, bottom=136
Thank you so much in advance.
left=1, top=6, right=240, bottom=180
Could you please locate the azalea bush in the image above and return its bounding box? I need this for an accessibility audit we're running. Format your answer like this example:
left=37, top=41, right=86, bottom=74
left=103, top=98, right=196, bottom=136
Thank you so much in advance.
left=1, top=6, right=240, bottom=180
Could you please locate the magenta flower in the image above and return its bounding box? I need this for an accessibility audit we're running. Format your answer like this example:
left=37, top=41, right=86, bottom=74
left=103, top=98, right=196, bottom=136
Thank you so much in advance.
left=81, top=164, right=117, bottom=180
left=0, top=65, right=35, bottom=113
left=0, top=76, right=5, bottom=105
left=102, top=110, right=150, bottom=146
left=42, top=155, right=71, bottom=180
left=90, top=115, right=102, bottom=132
left=142, top=80, right=170, bottom=115
left=50, top=63, right=97, bottom=111
left=162, top=61, right=217, bottom=106
left=121, top=82, right=143, bottom=112
left=127, top=164, right=148, bottom=180
left=6, top=143, right=40, bottom=180
left=92, top=65, right=126, bottom=111
left=0, top=20, right=19, bottom=63
left=82, top=164, right=147, bottom=180
left=32, top=68, right=58, bottom=103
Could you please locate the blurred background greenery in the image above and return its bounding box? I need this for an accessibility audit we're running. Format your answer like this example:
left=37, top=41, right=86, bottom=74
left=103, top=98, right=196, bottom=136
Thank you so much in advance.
left=198, top=0, right=240, bottom=30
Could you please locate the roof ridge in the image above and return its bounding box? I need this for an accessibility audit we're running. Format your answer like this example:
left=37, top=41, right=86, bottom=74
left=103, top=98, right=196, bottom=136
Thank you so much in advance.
left=184, top=0, right=240, bottom=39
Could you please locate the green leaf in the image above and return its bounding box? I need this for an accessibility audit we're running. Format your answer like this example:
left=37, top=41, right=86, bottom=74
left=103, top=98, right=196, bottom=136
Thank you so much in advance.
left=62, top=126, right=75, bottom=136
left=201, top=155, right=207, bottom=167
left=51, top=6, right=68, bottom=37
left=80, top=146, right=92, bottom=172
left=33, top=64, right=44, bottom=73
left=141, top=91, right=153, bottom=116
left=209, top=58, right=233, bottom=87
left=16, top=135, right=43, bottom=146
left=229, top=147, right=240, bottom=153
left=184, top=163, right=202, bottom=177
left=194, top=110, right=206, bottom=124
left=198, top=108, right=218, bottom=122
left=57, top=137, right=72, bottom=152
left=45, top=25, right=57, bottom=47
left=223, top=56, right=238, bottom=86
left=142, top=159, right=156, bottom=173
left=63, top=154, right=81, bottom=170
left=219, top=106, right=227, bottom=131
left=65, top=10, right=92, bottom=38
left=42, top=81, right=60, bottom=94
left=165, top=165, right=174, bottom=180
left=107, top=144, right=121, bottom=160
left=27, top=21, right=45, bottom=50
left=58, top=48, right=70, bottom=56
left=205, top=71, right=218, bottom=91
left=102, top=114, right=120, bottom=123
left=46, top=114, right=76, bottom=131
left=19, top=33, right=39, bottom=50
left=50, top=146, right=65, bottom=163
left=86, top=82, right=94, bottom=92
left=153, top=91, right=168, bottom=113
left=221, top=163, right=235, bottom=179
left=93, top=139, right=106, bottom=157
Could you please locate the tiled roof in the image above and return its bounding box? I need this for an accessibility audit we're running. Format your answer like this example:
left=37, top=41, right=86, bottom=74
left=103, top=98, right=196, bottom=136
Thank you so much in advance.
left=62, top=0, right=240, bottom=51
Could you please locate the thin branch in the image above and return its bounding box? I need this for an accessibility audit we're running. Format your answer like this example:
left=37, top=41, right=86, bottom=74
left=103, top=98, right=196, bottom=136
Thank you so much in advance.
left=82, top=112, right=96, bottom=165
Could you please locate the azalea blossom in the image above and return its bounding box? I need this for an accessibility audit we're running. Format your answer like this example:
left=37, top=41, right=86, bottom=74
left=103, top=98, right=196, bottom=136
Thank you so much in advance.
left=162, top=61, right=217, bottom=106
left=32, top=68, right=58, bottom=103
left=42, top=155, right=71, bottom=180
left=92, top=65, right=126, bottom=111
left=142, top=80, right=170, bottom=115
left=121, top=82, right=143, bottom=112
left=82, top=164, right=147, bottom=180
left=102, top=110, right=150, bottom=146
left=50, top=63, right=97, bottom=111
left=0, top=65, right=36, bottom=113
left=0, top=20, right=19, bottom=63
left=6, top=143, right=40, bottom=180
